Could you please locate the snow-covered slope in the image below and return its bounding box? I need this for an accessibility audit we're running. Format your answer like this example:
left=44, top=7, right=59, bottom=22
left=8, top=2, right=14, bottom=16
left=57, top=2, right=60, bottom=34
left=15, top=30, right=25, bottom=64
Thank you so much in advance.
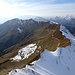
left=7, top=26, right=75, bottom=75
left=10, top=44, right=37, bottom=62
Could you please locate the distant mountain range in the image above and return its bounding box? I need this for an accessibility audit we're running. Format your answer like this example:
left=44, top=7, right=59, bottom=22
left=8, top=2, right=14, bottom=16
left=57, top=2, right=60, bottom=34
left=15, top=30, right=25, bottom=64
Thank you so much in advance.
left=33, top=17, right=49, bottom=22
left=49, top=16, right=75, bottom=35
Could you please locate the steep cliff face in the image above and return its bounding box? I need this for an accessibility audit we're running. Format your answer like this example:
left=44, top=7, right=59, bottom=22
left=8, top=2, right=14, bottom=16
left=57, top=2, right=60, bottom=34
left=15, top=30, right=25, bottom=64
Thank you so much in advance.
left=0, top=20, right=71, bottom=75
left=33, top=23, right=70, bottom=50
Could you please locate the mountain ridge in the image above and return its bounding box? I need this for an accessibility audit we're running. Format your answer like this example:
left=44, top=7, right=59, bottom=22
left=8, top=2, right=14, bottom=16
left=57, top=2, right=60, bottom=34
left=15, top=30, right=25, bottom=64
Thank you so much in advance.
left=7, top=25, right=75, bottom=75
left=0, top=19, right=71, bottom=75
left=0, top=18, right=40, bottom=56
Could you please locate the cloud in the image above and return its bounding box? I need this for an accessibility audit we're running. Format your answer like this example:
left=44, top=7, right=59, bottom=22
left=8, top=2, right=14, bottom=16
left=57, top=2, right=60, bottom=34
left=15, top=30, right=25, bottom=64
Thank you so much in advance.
left=0, top=0, right=25, bottom=4
left=0, top=0, right=57, bottom=5
left=0, top=0, right=75, bottom=23
left=0, top=1, right=75, bottom=16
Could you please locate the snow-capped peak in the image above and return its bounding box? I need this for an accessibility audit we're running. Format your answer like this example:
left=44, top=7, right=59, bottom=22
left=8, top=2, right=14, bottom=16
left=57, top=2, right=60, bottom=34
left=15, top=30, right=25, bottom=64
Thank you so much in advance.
left=65, top=15, right=75, bottom=20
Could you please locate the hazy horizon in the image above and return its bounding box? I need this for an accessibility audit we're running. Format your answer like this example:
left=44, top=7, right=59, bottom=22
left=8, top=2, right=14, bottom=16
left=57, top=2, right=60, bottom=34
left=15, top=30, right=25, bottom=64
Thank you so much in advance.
left=0, top=0, right=75, bottom=23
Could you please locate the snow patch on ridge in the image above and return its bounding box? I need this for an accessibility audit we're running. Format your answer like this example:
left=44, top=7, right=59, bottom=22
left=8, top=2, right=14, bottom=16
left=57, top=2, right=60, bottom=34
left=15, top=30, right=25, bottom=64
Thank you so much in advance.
left=17, top=28, right=22, bottom=33
left=10, top=44, right=37, bottom=62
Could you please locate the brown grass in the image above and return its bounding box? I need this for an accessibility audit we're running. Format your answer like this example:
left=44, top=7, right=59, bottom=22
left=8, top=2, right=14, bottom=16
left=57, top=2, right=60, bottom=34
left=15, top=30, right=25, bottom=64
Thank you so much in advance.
left=0, top=23, right=71, bottom=75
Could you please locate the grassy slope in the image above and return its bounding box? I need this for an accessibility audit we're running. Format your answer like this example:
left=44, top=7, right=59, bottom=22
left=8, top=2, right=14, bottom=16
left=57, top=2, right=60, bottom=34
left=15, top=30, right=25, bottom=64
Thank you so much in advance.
left=0, top=23, right=71, bottom=75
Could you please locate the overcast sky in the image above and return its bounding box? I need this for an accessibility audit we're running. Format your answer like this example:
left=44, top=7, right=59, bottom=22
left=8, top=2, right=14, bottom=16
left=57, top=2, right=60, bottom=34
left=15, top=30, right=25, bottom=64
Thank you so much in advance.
left=0, top=0, right=75, bottom=23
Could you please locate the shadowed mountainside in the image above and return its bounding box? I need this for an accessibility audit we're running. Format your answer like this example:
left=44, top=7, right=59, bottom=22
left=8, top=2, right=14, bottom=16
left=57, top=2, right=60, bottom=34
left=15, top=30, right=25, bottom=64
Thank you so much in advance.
left=0, top=18, right=40, bottom=56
